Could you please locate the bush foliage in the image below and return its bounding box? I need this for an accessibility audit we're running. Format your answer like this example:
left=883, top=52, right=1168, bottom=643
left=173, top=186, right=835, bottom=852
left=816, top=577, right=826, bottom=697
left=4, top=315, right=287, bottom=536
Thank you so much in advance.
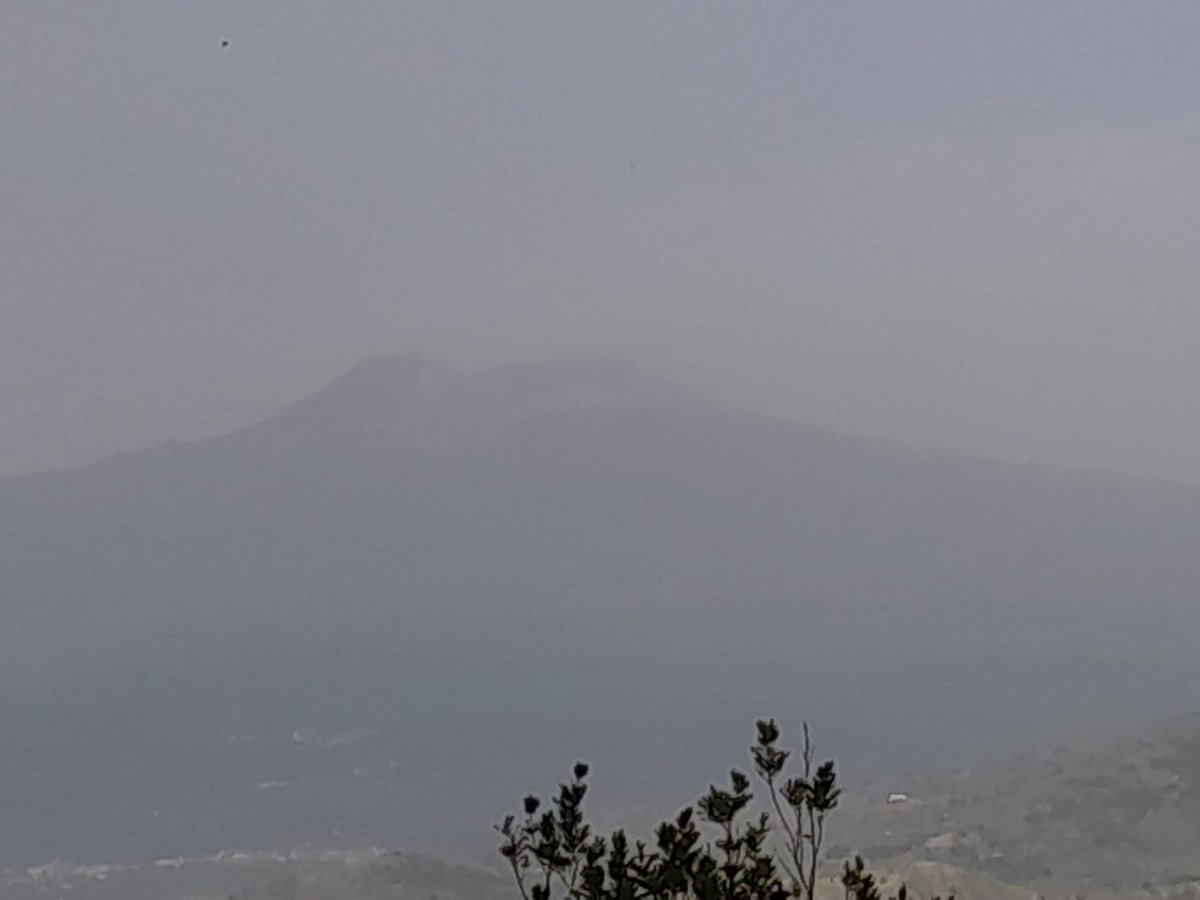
left=496, top=719, right=932, bottom=900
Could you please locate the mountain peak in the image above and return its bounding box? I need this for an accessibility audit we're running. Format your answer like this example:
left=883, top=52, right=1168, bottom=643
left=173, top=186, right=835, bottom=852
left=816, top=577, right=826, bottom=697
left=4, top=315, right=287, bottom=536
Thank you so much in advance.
left=329, top=352, right=458, bottom=394
left=250, top=355, right=712, bottom=456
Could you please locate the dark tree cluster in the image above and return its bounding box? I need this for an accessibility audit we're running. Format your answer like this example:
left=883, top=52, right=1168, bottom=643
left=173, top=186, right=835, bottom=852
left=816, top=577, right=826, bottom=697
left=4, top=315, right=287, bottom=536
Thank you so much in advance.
left=496, top=719, right=942, bottom=900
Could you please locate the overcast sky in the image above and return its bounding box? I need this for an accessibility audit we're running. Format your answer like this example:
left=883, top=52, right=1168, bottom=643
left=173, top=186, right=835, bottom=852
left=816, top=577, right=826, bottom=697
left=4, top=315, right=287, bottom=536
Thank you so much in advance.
left=6, top=2, right=1200, bottom=481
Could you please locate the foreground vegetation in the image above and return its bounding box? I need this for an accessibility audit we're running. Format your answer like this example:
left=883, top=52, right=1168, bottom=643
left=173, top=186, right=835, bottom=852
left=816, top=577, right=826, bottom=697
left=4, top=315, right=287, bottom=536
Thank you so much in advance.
left=497, top=719, right=916, bottom=900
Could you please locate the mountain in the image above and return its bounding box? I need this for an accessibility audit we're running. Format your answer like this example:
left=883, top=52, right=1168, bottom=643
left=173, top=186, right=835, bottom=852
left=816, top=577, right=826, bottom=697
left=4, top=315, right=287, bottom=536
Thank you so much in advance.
left=2, top=354, right=1200, bottom=866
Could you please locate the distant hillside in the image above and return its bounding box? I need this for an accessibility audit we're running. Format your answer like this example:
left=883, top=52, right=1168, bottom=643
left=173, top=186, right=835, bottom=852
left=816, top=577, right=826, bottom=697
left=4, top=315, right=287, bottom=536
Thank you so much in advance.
left=14, top=715, right=1200, bottom=898
left=0, top=847, right=1041, bottom=900
left=0, top=849, right=514, bottom=900
left=835, top=712, right=1200, bottom=891
left=3, top=354, right=1200, bottom=864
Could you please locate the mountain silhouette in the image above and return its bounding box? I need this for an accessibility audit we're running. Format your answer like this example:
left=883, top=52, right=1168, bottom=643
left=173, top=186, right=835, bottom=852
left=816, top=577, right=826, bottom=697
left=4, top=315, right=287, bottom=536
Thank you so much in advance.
left=1, top=356, right=1198, bottom=864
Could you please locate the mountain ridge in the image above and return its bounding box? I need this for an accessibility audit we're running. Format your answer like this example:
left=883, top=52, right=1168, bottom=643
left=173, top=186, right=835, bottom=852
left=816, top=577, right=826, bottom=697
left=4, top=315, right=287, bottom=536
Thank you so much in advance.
left=2, top=356, right=1200, bottom=866
left=8, top=354, right=1195, bottom=501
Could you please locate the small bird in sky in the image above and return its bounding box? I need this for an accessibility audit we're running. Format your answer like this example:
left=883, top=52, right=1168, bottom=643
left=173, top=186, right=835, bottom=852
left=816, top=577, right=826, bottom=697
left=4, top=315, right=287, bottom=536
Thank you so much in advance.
left=220, top=39, right=230, bottom=48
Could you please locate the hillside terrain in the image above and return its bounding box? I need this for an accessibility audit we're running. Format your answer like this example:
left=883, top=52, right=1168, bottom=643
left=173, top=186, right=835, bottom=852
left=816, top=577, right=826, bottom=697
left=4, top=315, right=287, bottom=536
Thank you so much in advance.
left=2, top=355, right=1200, bottom=865
left=11, top=714, right=1200, bottom=898
left=0, top=849, right=512, bottom=900
left=835, top=712, right=1200, bottom=892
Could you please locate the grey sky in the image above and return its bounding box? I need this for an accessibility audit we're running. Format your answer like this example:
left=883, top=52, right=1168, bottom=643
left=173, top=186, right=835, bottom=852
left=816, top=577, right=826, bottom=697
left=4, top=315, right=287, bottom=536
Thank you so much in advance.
left=6, top=1, right=1200, bottom=481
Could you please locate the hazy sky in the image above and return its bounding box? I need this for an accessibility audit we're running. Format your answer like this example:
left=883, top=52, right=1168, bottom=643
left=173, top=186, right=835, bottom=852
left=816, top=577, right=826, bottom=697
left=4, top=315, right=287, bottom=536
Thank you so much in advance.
left=7, top=2, right=1200, bottom=481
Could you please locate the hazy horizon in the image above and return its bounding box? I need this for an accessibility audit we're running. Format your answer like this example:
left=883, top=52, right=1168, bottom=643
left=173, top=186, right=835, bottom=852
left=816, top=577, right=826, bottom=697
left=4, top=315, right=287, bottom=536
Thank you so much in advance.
left=6, top=337, right=1200, bottom=868
left=8, top=350, right=1200, bottom=494
left=8, top=3, right=1200, bottom=482
left=12, top=5, right=1200, bottom=896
